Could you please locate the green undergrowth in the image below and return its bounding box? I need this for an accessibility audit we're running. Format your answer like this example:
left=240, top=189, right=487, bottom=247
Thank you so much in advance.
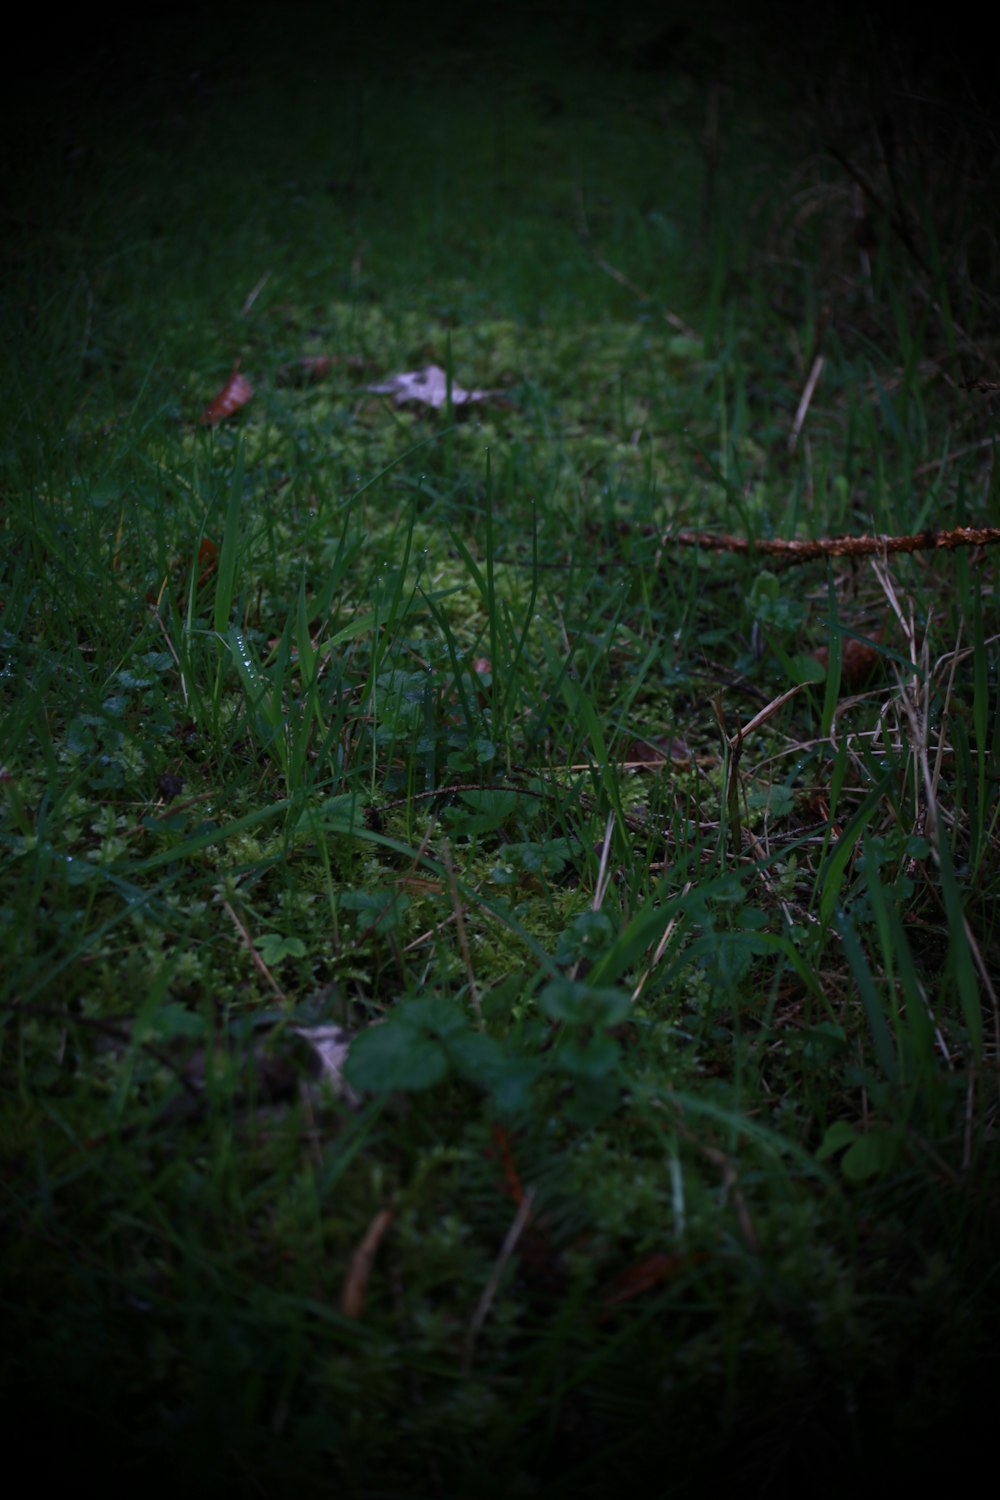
left=2, top=5, right=999, bottom=1493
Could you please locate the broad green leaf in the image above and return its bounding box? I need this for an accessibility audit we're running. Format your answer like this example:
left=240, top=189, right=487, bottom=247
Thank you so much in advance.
left=540, top=979, right=631, bottom=1028
left=345, top=1023, right=448, bottom=1093
left=842, top=1131, right=900, bottom=1182
left=555, top=1032, right=621, bottom=1079
left=816, top=1120, right=857, bottom=1161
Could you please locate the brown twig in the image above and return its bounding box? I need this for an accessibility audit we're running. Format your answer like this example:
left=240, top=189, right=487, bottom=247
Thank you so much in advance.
left=462, top=1187, right=537, bottom=1374
left=788, top=353, right=825, bottom=453
left=589, top=250, right=699, bottom=340
left=341, top=1207, right=394, bottom=1319
left=914, top=435, right=997, bottom=477
left=664, top=525, right=1000, bottom=562
left=441, top=838, right=480, bottom=1023
left=221, top=898, right=286, bottom=1002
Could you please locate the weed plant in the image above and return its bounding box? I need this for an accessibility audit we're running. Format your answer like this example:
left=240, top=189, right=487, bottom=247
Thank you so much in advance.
left=2, top=5, right=998, bottom=1494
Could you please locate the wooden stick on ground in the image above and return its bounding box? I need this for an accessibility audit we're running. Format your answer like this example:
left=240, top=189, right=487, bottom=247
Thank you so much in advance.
left=664, top=525, right=1000, bottom=562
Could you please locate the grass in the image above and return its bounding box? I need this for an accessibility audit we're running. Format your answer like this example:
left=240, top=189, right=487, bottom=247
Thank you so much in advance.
left=3, top=4, right=999, bottom=1493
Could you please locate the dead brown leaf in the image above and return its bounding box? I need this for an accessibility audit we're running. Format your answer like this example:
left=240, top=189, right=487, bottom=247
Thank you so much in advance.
left=367, top=364, right=497, bottom=411
left=629, top=735, right=693, bottom=766
left=813, top=633, right=883, bottom=691
left=599, top=1249, right=709, bottom=1315
left=198, top=363, right=253, bottom=425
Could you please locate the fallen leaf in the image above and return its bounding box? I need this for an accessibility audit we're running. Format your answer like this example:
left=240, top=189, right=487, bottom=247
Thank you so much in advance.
left=367, top=364, right=496, bottom=411
left=198, top=363, right=253, bottom=425
left=165, top=1021, right=361, bottom=1116
left=492, top=1122, right=527, bottom=1205
left=471, top=656, right=492, bottom=706
left=599, top=1249, right=708, bottom=1312
left=341, top=1208, right=394, bottom=1319
left=629, top=735, right=692, bottom=766
left=813, top=633, right=882, bottom=691
left=146, top=536, right=219, bottom=607
left=291, top=1022, right=361, bottom=1106
left=197, top=536, right=219, bottom=587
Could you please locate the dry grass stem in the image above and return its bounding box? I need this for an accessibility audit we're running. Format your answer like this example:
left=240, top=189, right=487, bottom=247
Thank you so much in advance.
left=462, top=1187, right=537, bottom=1376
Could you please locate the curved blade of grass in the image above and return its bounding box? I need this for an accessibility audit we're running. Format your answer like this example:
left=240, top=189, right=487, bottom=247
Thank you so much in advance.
left=213, top=439, right=245, bottom=636
left=818, top=768, right=894, bottom=927
left=833, top=905, right=898, bottom=1083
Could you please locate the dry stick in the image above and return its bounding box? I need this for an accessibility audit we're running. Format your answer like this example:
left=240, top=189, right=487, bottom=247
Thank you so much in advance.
left=790, top=300, right=831, bottom=452
left=462, top=1187, right=537, bottom=1376
left=589, top=250, right=699, bottom=341
left=631, top=881, right=692, bottom=1005
left=788, top=354, right=825, bottom=453
left=402, top=908, right=461, bottom=956
left=379, top=781, right=547, bottom=818
left=829, top=144, right=990, bottom=365
left=872, top=562, right=1000, bottom=1083
left=221, top=898, right=286, bottom=1002
left=914, top=647, right=1000, bottom=1094
left=122, top=788, right=215, bottom=844
left=241, top=269, right=271, bottom=316
left=827, top=143, right=930, bottom=276
left=441, top=839, right=481, bottom=1023
left=923, top=631, right=1000, bottom=1078
left=870, top=564, right=953, bottom=1065
left=722, top=682, right=810, bottom=846
left=399, top=812, right=450, bottom=955
left=665, top=525, right=1000, bottom=562
left=570, top=811, right=617, bottom=984
left=572, top=155, right=698, bottom=338
left=592, top=810, right=617, bottom=913
left=151, top=604, right=189, bottom=706
left=341, top=1207, right=394, bottom=1320
left=730, top=682, right=810, bottom=747
left=914, top=435, right=998, bottom=477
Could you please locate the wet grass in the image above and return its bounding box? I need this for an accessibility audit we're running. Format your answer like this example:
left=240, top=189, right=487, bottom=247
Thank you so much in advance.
left=2, top=5, right=999, bottom=1493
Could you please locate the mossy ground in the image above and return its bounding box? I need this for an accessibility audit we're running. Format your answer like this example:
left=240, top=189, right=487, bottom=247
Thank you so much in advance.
left=2, top=4, right=999, bottom=1494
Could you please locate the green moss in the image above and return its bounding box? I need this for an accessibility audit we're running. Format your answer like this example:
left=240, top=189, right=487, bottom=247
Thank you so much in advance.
left=3, top=8, right=999, bottom=1491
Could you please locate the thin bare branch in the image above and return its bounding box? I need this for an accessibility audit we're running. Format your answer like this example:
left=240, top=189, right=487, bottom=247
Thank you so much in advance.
left=789, top=354, right=825, bottom=452
left=222, top=899, right=286, bottom=1002
left=589, top=250, right=699, bottom=340
left=462, top=1187, right=537, bottom=1375
left=442, top=839, right=481, bottom=1024
left=341, top=1208, right=394, bottom=1320
left=665, top=525, right=1000, bottom=561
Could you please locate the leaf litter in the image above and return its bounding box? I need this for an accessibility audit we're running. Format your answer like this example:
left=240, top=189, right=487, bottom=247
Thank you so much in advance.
left=366, top=363, right=500, bottom=410
left=198, top=363, right=254, bottom=425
